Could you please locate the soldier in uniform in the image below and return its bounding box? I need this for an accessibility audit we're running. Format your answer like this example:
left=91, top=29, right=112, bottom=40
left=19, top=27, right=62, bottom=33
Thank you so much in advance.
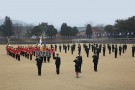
left=112, top=44, right=114, bottom=52
left=55, top=44, right=57, bottom=51
left=46, top=49, right=51, bottom=63
left=114, top=45, right=118, bottom=58
left=108, top=45, right=111, bottom=54
left=64, top=45, right=67, bottom=53
left=77, top=54, right=82, bottom=73
left=86, top=47, right=89, bottom=57
left=132, top=45, right=135, bottom=57
left=43, top=47, right=47, bottom=63
left=35, top=55, right=43, bottom=76
left=71, top=45, right=74, bottom=54
left=119, top=45, right=122, bottom=55
left=54, top=53, right=61, bottom=74
left=78, top=44, right=81, bottom=55
left=103, top=45, right=106, bottom=56
left=92, top=53, right=99, bottom=72
left=67, top=43, right=70, bottom=51
left=59, top=44, right=62, bottom=52
left=73, top=56, right=80, bottom=78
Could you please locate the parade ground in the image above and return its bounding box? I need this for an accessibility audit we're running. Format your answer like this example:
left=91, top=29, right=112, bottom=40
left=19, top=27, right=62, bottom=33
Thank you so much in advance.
left=0, top=44, right=135, bottom=90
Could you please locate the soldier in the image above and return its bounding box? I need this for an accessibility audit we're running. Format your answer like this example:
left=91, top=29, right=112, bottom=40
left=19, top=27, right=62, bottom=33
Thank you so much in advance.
left=67, top=43, right=70, bottom=51
left=71, top=45, right=74, bottom=54
left=119, top=45, right=122, bottom=55
left=99, top=44, right=102, bottom=53
left=96, top=47, right=100, bottom=58
left=64, top=45, right=67, bottom=53
left=46, top=49, right=51, bottom=63
left=51, top=44, right=53, bottom=49
left=92, top=44, right=94, bottom=52
left=35, top=47, right=40, bottom=58
left=43, top=47, right=47, bottom=63
left=55, top=44, right=57, bottom=51
left=54, top=53, right=61, bottom=74
left=92, top=53, right=99, bottom=72
left=35, top=55, right=43, bottom=76
left=78, top=44, right=81, bottom=55
left=132, top=45, right=135, bottom=57
left=122, top=44, right=126, bottom=53
left=73, top=56, right=80, bottom=78
left=108, top=45, right=111, bottom=54
left=112, top=44, right=114, bottom=52
left=89, top=43, right=91, bottom=49
left=51, top=47, right=55, bottom=59
left=59, top=44, right=62, bottom=52
left=86, top=47, right=89, bottom=57
left=40, top=49, right=44, bottom=62
left=16, top=49, right=20, bottom=61
left=114, top=45, right=118, bottom=58
left=77, top=54, right=82, bottom=73
left=103, top=45, right=106, bottom=56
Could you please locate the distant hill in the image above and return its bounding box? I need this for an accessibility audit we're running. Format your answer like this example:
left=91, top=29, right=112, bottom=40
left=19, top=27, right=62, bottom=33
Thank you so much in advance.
left=0, top=19, right=30, bottom=26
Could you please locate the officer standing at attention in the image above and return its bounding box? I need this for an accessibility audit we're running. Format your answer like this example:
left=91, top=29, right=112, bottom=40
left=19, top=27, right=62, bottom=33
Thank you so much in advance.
left=35, top=55, right=43, bottom=76
left=108, top=45, right=111, bottom=54
left=119, top=45, right=122, bottom=55
left=73, top=56, right=80, bottom=78
left=86, top=46, right=89, bottom=57
left=59, top=44, right=62, bottom=52
left=67, top=43, right=70, bottom=51
left=114, top=45, right=118, bottom=58
left=77, top=53, right=82, bottom=73
left=54, top=53, right=61, bottom=74
left=132, top=45, right=135, bottom=57
left=103, top=44, right=106, bottom=56
left=92, top=53, right=99, bottom=72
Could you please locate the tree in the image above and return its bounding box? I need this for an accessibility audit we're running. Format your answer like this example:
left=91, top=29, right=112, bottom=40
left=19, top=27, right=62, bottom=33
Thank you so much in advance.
left=31, top=26, right=42, bottom=36
left=2, top=16, right=13, bottom=37
left=104, top=25, right=114, bottom=33
left=13, top=23, right=22, bottom=38
left=46, top=25, right=57, bottom=37
left=86, top=24, right=92, bottom=38
left=60, top=23, right=68, bottom=36
left=72, top=26, right=78, bottom=36
left=30, top=23, right=47, bottom=36
left=114, top=16, right=135, bottom=38
left=60, top=23, right=79, bottom=36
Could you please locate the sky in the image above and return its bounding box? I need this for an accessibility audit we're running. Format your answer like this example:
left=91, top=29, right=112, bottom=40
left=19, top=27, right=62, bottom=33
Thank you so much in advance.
left=0, top=0, right=135, bottom=28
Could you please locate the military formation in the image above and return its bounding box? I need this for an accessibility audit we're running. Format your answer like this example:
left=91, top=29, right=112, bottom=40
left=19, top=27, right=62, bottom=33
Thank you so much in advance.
left=6, top=43, right=135, bottom=78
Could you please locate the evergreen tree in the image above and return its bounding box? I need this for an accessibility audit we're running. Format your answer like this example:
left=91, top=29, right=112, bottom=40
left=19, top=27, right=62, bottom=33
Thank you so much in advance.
left=2, top=16, right=13, bottom=37
left=46, top=25, right=57, bottom=37
left=86, top=24, right=92, bottom=38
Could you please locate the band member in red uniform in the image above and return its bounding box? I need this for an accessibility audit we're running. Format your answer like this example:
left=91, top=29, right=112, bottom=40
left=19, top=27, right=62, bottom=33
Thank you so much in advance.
left=16, top=49, right=20, bottom=61
left=51, top=47, right=55, bottom=59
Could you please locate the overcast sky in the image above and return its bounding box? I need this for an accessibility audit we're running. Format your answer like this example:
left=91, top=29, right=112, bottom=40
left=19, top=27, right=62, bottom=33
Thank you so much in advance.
left=0, top=0, right=135, bottom=28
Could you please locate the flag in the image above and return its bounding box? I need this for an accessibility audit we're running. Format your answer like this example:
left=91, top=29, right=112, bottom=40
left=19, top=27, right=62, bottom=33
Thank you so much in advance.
left=39, top=37, right=42, bottom=46
left=44, top=40, right=46, bottom=46
left=119, top=33, right=121, bottom=35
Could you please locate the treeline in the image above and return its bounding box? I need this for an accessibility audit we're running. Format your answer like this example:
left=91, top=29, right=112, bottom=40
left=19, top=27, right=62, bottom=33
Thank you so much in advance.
left=0, top=16, right=135, bottom=38
left=0, top=16, right=93, bottom=38
left=104, top=16, right=135, bottom=38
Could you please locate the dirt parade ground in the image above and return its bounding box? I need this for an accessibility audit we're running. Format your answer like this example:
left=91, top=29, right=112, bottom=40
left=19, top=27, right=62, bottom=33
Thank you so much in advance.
left=0, top=43, right=135, bottom=90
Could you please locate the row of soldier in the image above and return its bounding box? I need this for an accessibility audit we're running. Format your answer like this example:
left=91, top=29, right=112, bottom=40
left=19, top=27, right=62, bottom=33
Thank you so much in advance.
left=6, top=43, right=135, bottom=78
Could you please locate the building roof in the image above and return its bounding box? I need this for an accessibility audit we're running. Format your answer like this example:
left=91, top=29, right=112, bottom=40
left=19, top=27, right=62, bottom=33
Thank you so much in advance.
left=77, top=27, right=86, bottom=32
